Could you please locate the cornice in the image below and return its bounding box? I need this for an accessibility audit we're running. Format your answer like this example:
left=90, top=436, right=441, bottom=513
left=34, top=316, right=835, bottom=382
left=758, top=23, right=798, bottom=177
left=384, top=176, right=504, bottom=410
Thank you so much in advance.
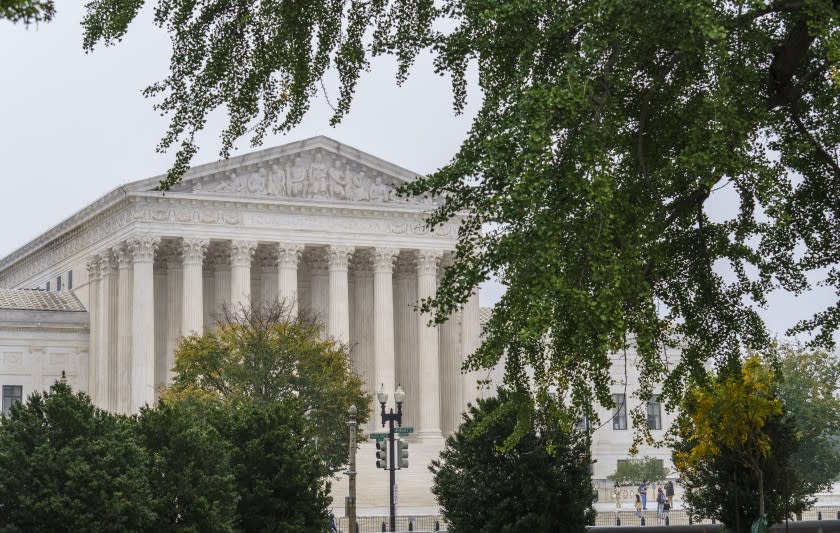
left=0, top=136, right=439, bottom=278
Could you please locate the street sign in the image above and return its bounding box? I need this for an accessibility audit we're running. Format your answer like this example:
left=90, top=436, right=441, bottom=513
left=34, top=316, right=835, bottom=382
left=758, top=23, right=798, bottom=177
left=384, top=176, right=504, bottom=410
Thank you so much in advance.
left=395, top=427, right=414, bottom=434
left=369, top=432, right=388, bottom=441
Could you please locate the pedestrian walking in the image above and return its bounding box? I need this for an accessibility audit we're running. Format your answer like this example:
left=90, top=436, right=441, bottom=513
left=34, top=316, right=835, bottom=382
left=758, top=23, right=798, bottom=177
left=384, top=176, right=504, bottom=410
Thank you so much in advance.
left=665, top=480, right=675, bottom=508
left=638, top=479, right=649, bottom=510
left=634, top=494, right=642, bottom=518
left=656, top=487, right=666, bottom=519
left=613, top=482, right=622, bottom=510
left=328, top=514, right=338, bottom=533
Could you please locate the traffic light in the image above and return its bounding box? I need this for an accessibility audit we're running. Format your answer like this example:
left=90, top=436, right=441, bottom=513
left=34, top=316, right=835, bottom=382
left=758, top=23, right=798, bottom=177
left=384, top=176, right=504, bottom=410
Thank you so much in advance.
left=375, top=440, right=389, bottom=469
left=397, top=438, right=409, bottom=469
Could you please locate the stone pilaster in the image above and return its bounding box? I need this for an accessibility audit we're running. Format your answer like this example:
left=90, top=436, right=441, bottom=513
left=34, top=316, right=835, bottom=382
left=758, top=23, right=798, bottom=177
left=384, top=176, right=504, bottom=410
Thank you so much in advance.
left=100, top=252, right=118, bottom=411
left=416, top=249, right=443, bottom=439
left=461, top=290, right=481, bottom=406
left=230, top=240, right=256, bottom=310
left=307, top=248, right=329, bottom=336
left=115, top=243, right=133, bottom=414
left=212, top=248, right=231, bottom=321
left=350, top=251, right=375, bottom=432
left=438, top=256, right=462, bottom=436
left=86, top=256, right=101, bottom=406
left=277, top=243, right=304, bottom=316
left=130, top=234, right=159, bottom=412
left=181, top=238, right=208, bottom=336
left=372, top=248, right=399, bottom=404
left=394, top=253, right=418, bottom=429
left=327, top=245, right=354, bottom=344
left=259, top=251, right=278, bottom=308
left=153, top=259, right=167, bottom=400
left=165, top=253, right=183, bottom=384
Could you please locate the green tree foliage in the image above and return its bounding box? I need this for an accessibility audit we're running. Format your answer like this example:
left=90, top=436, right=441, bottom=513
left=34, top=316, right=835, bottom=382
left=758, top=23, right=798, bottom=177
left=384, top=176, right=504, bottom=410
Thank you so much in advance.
left=81, top=0, right=840, bottom=416
left=167, top=303, right=369, bottom=472
left=0, top=381, right=154, bottom=532
left=220, top=399, right=332, bottom=533
left=673, top=356, right=814, bottom=530
left=430, top=390, right=595, bottom=532
left=607, top=456, right=669, bottom=485
left=0, top=0, right=54, bottom=24
left=674, top=413, right=806, bottom=532
left=777, top=343, right=840, bottom=491
left=138, top=397, right=238, bottom=532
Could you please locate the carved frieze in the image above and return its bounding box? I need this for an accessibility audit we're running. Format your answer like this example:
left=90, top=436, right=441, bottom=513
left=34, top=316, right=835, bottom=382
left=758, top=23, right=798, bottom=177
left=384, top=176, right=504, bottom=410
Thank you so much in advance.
left=188, top=148, right=435, bottom=206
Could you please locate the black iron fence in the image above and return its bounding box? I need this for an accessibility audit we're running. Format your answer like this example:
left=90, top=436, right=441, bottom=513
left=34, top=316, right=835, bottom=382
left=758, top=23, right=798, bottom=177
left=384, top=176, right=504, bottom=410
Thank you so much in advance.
left=336, top=515, right=447, bottom=533
left=336, top=506, right=840, bottom=531
left=592, top=506, right=840, bottom=527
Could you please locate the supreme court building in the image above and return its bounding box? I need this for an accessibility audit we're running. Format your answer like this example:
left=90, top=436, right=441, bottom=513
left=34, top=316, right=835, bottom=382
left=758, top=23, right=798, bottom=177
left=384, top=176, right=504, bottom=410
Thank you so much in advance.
left=0, top=136, right=481, bottom=513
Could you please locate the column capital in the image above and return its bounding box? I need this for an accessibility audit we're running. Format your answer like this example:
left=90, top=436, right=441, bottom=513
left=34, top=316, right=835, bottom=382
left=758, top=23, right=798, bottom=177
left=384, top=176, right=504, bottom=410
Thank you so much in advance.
left=114, top=243, right=132, bottom=270
left=97, top=251, right=117, bottom=276
left=276, top=243, right=304, bottom=268
left=129, top=234, right=161, bottom=264
left=230, top=240, right=257, bottom=267
left=415, top=249, right=444, bottom=276
left=326, top=246, right=354, bottom=271
left=208, top=248, right=231, bottom=271
left=372, top=248, right=400, bottom=273
left=165, top=251, right=183, bottom=271
left=181, top=238, right=209, bottom=265
left=87, top=256, right=102, bottom=281
left=304, top=248, right=329, bottom=271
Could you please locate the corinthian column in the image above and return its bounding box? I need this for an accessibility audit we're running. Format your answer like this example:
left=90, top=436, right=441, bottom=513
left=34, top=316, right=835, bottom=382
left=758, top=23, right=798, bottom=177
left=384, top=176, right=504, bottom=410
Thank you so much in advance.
left=130, top=234, right=159, bottom=412
left=307, top=249, right=329, bottom=336
left=277, top=243, right=303, bottom=316
left=438, top=256, right=462, bottom=436
left=115, top=244, right=133, bottom=414
left=372, top=248, right=399, bottom=401
left=461, top=290, right=481, bottom=407
left=416, top=249, right=443, bottom=439
left=230, top=240, right=256, bottom=310
left=327, top=246, right=354, bottom=344
left=212, top=249, right=231, bottom=320
left=165, top=254, right=182, bottom=383
left=181, top=238, right=208, bottom=336
left=100, top=252, right=118, bottom=411
left=86, top=256, right=101, bottom=406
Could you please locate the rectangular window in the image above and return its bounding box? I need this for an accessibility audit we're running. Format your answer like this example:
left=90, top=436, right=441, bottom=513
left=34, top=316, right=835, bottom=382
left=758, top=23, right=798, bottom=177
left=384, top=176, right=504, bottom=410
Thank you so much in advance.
left=45, top=281, right=50, bottom=291
left=577, top=415, right=592, bottom=432
left=647, top=395, right=662, bottom=430
left=56, top=275, right=62, bottom=292
left=612, top=393, right=627, bottom=430
left=67, top=270, right=73, bottom=290
left=2, top=386, right=22, bottom=416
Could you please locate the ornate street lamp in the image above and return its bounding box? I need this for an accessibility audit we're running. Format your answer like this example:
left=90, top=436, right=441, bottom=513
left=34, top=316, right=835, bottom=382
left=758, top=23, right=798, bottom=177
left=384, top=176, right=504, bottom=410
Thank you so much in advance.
left=377, top=384, right=405, bottom=532
left=346, top=404, right=358, bottom=533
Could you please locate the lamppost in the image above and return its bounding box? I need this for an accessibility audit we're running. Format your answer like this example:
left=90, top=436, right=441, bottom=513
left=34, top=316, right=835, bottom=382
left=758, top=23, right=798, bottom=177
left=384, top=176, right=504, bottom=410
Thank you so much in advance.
left=377, top=383, right=405, bottom=533
left=346, top=404, right=357, bottom=533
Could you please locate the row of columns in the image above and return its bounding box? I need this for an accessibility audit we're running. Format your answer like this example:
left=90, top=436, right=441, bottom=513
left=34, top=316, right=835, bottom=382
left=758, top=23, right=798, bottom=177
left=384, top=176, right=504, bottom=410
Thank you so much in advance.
left=87, top=235, right=481, bottom=438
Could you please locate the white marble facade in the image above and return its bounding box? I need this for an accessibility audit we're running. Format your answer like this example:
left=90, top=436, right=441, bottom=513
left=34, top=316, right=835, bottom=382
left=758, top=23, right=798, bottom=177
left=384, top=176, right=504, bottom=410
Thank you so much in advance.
left=0, top=136, right=480, bottom=445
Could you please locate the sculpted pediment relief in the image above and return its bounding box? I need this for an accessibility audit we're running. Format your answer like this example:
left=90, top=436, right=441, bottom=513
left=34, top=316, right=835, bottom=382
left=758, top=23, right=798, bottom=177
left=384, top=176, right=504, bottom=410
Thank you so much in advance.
left=178, top=148, right=435, bottom=206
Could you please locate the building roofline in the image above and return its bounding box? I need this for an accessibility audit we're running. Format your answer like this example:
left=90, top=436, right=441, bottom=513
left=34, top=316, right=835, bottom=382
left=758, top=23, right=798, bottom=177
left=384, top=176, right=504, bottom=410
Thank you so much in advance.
left=0, top=136, right=426, bottom=273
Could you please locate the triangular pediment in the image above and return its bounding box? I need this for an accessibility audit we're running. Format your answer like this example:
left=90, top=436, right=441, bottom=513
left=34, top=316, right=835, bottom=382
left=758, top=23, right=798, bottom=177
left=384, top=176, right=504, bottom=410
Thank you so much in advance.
left=155, top=137, right=435, bottom=207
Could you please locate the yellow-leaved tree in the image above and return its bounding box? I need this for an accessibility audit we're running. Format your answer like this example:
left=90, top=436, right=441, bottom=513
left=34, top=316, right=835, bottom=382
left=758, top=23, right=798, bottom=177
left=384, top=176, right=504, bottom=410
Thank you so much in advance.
left=674, top=355, right=782, bottom=520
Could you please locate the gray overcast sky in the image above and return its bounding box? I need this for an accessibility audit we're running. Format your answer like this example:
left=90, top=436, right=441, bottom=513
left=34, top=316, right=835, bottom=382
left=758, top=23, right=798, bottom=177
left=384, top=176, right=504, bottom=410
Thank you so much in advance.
left=1, top=3, right=836, bottom=344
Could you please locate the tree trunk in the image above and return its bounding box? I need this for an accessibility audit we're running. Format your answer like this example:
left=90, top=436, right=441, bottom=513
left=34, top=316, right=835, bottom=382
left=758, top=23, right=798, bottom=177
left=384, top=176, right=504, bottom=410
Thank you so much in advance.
left=758, top=468, right=765, bottom=517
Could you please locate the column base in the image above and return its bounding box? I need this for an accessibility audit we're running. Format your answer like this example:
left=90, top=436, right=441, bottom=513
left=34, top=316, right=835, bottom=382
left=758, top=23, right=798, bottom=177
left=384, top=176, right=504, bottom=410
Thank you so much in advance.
left=415, top=431, right=445, bottom=446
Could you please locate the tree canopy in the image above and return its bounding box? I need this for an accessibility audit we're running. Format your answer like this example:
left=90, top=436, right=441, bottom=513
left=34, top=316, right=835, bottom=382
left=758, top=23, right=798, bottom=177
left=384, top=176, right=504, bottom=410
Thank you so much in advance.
left=777, top=343, right=840, bottom=493
left=430, top=389, right=595, bottom=532
left=607, top=456, right=670, bottom=486
left=0, top=382, right=155, bottom=532
left=82, top=0, right=840, bottom=411
left=166, top=304, right=369, bottom=472
left=1, top=0, right=54, bottom=24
